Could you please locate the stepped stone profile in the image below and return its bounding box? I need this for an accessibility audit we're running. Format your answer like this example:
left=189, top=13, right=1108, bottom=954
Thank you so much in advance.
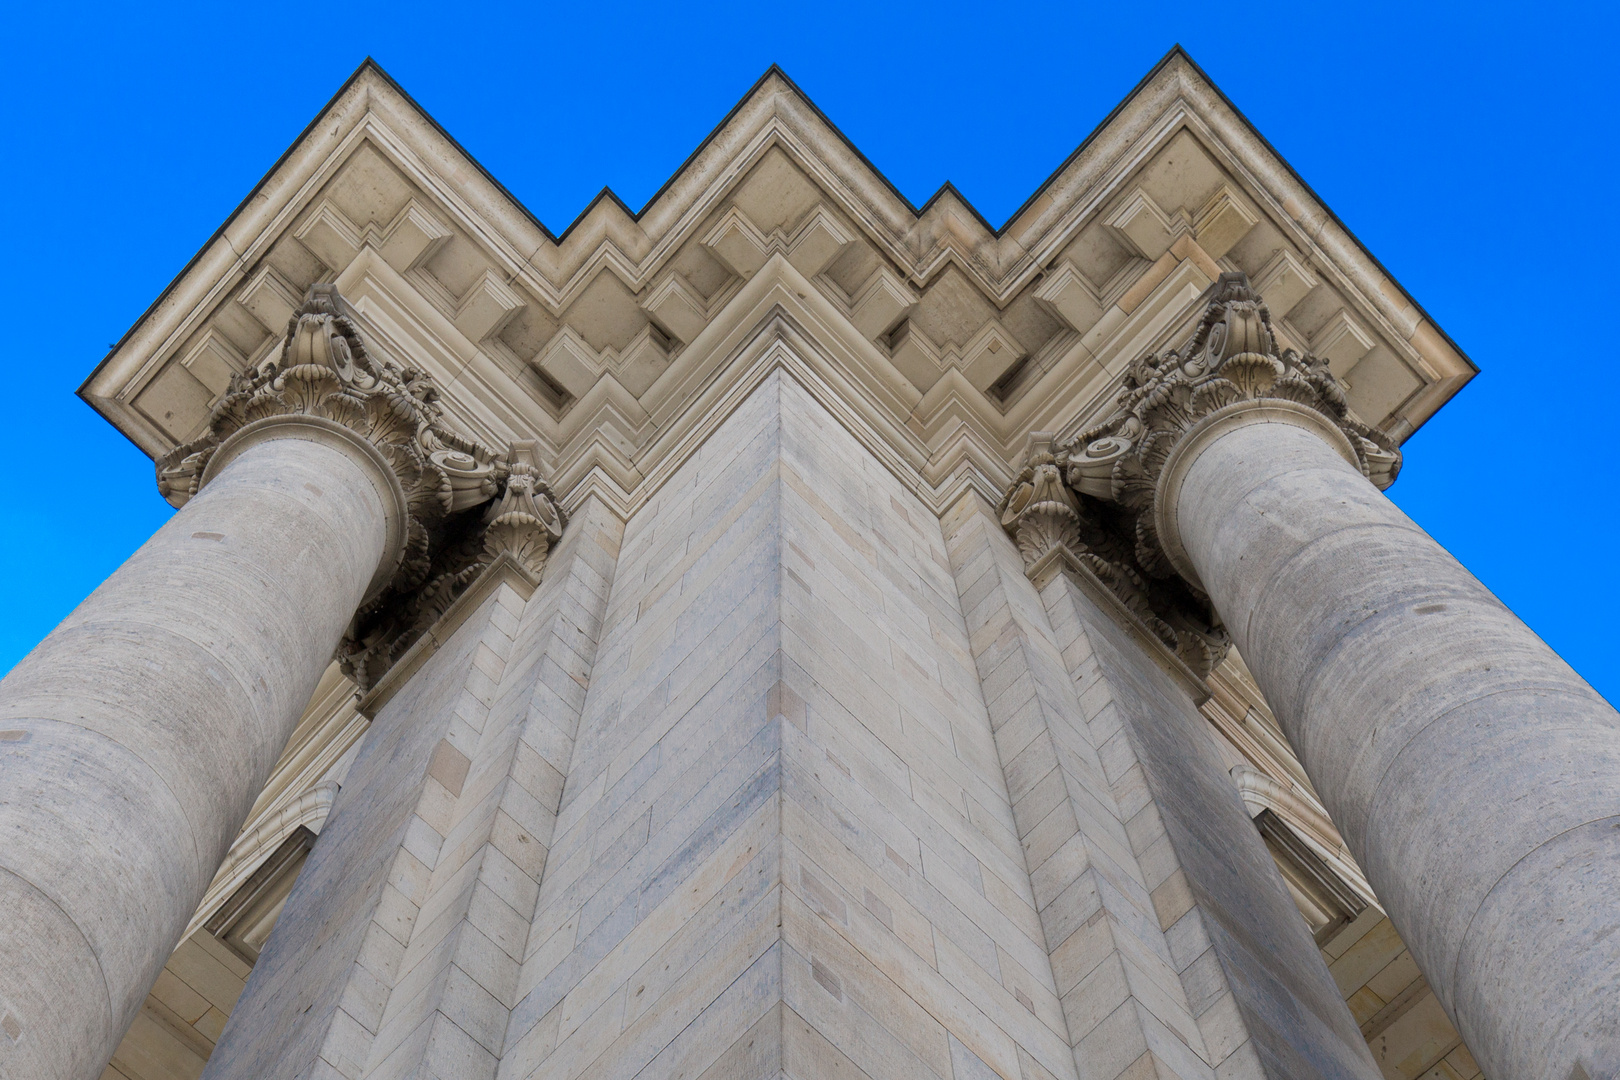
left=2, top=48, right=1611, bottom=1080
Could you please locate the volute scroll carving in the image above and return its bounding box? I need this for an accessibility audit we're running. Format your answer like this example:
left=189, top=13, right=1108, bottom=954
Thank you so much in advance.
left=155, top=283, right=566, bottom=691
left=1000, top=272, right=1402, bottom=677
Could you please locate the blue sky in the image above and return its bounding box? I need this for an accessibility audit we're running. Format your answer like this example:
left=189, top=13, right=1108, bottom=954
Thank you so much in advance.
left=3, top=2, right=1616, bottom=700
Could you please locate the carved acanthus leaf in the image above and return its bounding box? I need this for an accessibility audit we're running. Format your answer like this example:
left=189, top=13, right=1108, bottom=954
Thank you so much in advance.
left=156, top=284, right=501, bottom=526
left=482, top=441, right=565, bottom=578
left=998, top=272, right=1400, bottom=678
left=154, top=284, right=567, bottom=692
left=1000, top=438, right=1081, bottom=566
left=1061, top=272, right=1400, bottom=574
left=336, top=439, right=566, bottom=692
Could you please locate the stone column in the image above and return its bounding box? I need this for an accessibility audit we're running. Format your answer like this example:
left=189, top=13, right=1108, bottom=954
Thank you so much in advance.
left=1169, top=409, right=1619, bottom=1080
left=1027, top=274, right=1618, bottom=1080
left=0, top=287, right=513, bottom=1080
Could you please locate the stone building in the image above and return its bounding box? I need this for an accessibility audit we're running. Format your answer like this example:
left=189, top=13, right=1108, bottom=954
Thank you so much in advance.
left=1, top=49, right=1611, bottom=1080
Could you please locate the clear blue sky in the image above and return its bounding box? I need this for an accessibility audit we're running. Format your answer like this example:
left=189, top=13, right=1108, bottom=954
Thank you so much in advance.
left=3, top=2, right=1616, bottom=700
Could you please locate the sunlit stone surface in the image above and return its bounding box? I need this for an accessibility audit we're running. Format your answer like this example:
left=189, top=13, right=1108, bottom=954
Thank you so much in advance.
left=5, top=49, right=1586, bottom=1080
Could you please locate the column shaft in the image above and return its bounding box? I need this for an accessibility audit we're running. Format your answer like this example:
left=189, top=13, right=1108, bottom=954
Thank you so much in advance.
left=1172, top=415, right=1620, bottom=1080
left=0, top=428, right=392, bottom=1080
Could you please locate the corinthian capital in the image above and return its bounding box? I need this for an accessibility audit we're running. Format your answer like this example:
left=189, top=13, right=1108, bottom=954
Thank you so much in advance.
left=999, top=272, right=1400, bottom=676
left=1063, top=271, right=1399, bottom=578
left=155, top=283, right=565, bottom=689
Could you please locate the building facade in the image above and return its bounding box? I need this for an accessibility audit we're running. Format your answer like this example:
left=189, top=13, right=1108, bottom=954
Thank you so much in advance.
left=1, top=51, right=1611, bottom=1080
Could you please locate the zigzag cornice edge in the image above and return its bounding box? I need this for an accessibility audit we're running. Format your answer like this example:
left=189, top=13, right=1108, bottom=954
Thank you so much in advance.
left=80, top=49, right=1475, bottom=473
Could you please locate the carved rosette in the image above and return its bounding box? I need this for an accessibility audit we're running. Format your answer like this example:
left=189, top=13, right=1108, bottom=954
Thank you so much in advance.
left=999, top=272, right=1401, bottom=677
left=156, top=284, right=566, bottom=690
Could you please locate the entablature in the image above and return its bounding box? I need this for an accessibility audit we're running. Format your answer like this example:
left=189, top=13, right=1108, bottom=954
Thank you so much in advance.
left=80, top=50, right=1474, bottom=521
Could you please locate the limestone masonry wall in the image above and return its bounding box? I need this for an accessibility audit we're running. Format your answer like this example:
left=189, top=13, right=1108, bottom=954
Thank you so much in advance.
left=1041, top=572, right=1375, bottom=1078
left=203, top=495, right=622, bottom=1080
left=196, top=367, right=1400, bottom=1080
left=499, top=370, right=1076, bottom=1080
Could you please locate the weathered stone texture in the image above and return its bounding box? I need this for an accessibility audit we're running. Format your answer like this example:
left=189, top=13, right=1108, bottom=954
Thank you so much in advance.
left=199, top=583, right=523, bottom=1080
left=498, top=369, right=788, bottom=1080
left=770, top=375, right=1071, bottom=1080
left=1173, top=416, right=1620, bottom=1080
left=361, top=498, right=621, bottom=1080
left=943, top=492, right=1377, bottom=1080
left=0, top=431, right=392, bottom=1080
left=1038, top=570, right=1377, bottom=1080
left=942, top=494, right=1211, bottom=1080
left=202, top=496, right=621, bottom=1080
left=499, top=370, right=1074, bottom=1080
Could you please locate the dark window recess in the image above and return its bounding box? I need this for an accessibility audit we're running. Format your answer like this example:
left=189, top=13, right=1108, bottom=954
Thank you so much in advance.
left=1253, top=808, right=1367, bottom=947
left=204, top=826, right=316, bottom=965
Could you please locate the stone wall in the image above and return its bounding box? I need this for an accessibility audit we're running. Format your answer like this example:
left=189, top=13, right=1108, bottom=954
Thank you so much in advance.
left=1040, top=572, right=1375, bottom=1078
left=204, top=496, right=621, bottom=1080
left=203, top=582, right=525, bottom=1079
left=500, top=369, right=1076, bottom=1080
left=196, top=368, right=1386, bottom=1080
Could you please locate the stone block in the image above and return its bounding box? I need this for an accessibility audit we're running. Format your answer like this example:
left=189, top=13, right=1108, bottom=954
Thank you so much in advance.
left=1192, top=187, right=1259, bottom=261
left=293, top=200, right=363, bottom=274
left=1035, top=262, right=1105, bottom=334
left=640, top=273, right=709, bottom=344
left=1250, top=249, right=1317, bottom=319
left=377, top=200, right=451, bottom=274
left=1105, top=189, right=1184, bottom=260
left=850, top=266, right=916, bottom=341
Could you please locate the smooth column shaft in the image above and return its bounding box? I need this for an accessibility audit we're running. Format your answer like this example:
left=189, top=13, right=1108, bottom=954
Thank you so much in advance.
left=0, top=431, right=391, bottom=1080
left=1173, top=417, right=1620, bottom=1080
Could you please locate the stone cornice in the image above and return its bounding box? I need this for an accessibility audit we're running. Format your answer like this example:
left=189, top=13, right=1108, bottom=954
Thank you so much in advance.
left=79, top=52, right=1475, bottom=518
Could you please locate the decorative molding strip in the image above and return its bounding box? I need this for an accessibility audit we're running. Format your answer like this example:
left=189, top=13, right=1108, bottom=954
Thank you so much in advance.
left=180, top=782, right=340, bottom=945
left=1230, top=763, right=1379, bottom=911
